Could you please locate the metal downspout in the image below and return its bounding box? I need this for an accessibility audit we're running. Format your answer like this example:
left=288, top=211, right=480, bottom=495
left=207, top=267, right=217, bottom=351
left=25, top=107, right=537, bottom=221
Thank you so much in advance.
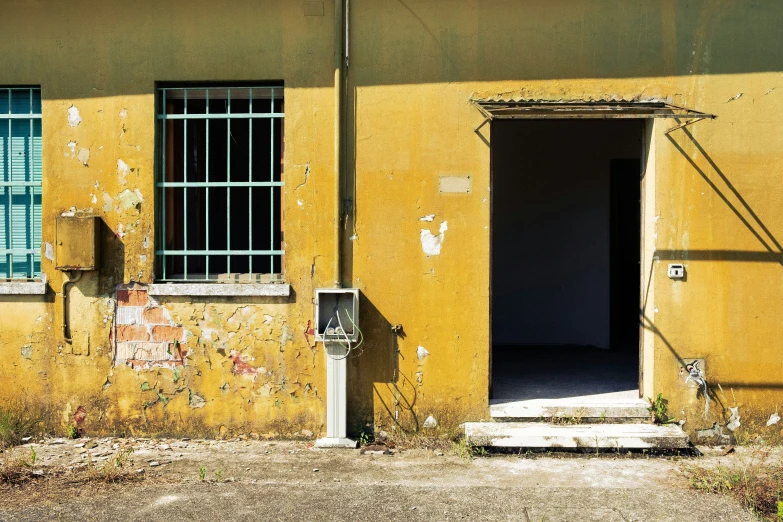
left=333, top=0, right=345, bottom=288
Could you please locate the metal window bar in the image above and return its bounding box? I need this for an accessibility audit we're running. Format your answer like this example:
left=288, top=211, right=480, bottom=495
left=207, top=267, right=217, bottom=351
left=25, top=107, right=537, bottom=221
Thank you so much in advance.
left=270, top=88, right=275, bottom=273
left=248, top=90, right=253, bottom=275
left=205, top=89, right=210, bottom=279
left=161, top=89, right=167, bottom=280
left=155, top=86, right=284, bottom=282
left=183, top=90, right=188, bottom=280
left=226, top=89, right=231, bottom=275
left=0, top=87, right=42, bottom=280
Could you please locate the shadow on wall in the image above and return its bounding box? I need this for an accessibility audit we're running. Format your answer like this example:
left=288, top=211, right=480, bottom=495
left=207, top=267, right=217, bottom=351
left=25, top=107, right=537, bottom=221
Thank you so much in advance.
left=5, top=0, right=783, bottom=106
left=639, top=126, right=783, bottom=435
left=98, top=217, right=125, bottom=294
left=665, top=128, right=783, bottom=264
left=349, top=0, right=783, bottom=87
left=346, top=293, right=398, bottom=435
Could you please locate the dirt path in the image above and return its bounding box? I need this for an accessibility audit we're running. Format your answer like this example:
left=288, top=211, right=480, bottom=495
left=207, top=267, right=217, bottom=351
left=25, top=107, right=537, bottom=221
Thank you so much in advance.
left=0, top=438, right=753, bottom=521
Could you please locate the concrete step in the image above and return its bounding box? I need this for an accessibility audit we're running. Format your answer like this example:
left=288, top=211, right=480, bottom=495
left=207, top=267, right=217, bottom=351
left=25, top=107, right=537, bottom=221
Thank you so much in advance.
left=490, top=398, right=650, bottom=422
left=464, top=422, right=690, bottom=449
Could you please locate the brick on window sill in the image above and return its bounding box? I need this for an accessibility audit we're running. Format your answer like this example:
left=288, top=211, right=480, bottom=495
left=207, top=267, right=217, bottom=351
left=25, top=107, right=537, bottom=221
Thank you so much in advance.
left=148, top=282, right=290, bottom=297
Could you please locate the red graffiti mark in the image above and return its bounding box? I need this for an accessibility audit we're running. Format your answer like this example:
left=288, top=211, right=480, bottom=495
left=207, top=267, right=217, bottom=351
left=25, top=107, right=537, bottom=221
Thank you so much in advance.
left=230, top=352, right=259, bottom=375
left=74, top=406, right=87, bottom=436
left=304, top=320, right=316, bottom=348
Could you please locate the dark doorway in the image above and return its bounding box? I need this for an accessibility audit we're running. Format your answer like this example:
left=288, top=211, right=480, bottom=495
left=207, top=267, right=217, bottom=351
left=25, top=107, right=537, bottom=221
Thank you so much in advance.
left=491, top=119, right=643, bottom=402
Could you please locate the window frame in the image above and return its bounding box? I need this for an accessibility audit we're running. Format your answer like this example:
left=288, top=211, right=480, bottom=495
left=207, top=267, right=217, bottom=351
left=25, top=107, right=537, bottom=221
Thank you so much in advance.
left=0, top=86, right=43, bottom=283
left=154, top=83, right=285, bottom=284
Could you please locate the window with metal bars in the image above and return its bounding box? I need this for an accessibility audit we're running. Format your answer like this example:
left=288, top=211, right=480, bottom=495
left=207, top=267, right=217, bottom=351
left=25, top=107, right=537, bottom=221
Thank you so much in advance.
left=155, top=85, right=284, bottom=282
left=0, top=87, right=42, bottom=280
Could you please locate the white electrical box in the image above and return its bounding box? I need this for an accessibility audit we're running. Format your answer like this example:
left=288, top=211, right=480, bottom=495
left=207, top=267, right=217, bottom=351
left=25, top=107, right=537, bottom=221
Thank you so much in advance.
left=668, top=264, right=685, bottom=279
left=315, top=288, right=360, bottom=343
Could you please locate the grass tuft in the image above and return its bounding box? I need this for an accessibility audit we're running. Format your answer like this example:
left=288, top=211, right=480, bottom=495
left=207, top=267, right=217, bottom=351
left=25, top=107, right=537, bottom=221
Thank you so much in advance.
left=684, top=449, right=783, bottom=521
left=0, top=403, right=45, bottom=448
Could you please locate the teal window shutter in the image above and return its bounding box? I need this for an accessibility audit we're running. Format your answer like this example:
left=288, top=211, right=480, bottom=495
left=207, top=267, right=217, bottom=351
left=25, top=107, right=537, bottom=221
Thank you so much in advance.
left=0, top=87, right=42, bottom=279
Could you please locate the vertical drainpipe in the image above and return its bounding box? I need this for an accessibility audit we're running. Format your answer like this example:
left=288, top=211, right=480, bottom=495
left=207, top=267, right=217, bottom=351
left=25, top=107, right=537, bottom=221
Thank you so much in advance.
left=333, top=0, right=346, bottom=288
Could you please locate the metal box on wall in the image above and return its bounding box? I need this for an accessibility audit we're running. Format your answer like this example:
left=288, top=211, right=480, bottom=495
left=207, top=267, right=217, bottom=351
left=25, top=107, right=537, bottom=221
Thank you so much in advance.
left=55, top=215, right=100, bottom=271
left=314, top=288, right=360, bottom=343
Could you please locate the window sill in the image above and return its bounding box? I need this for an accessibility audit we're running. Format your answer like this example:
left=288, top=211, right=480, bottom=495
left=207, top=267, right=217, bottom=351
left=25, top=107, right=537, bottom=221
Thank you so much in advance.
left=148, top=282, right=290, bottom=297
left=0, top=280, right=47, bottom=295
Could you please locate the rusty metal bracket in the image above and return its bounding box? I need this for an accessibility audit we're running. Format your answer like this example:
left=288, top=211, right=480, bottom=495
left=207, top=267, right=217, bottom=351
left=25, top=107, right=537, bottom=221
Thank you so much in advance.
left=474, top=116, right=491, bottom=133
left=664, top=115, right=717, bottom=135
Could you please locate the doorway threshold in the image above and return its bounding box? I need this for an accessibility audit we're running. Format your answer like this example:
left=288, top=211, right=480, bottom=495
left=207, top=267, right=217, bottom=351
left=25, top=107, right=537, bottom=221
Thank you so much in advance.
left=491, top=346, right=644, bottom=420
left=490, top=394, right=649, bottom=422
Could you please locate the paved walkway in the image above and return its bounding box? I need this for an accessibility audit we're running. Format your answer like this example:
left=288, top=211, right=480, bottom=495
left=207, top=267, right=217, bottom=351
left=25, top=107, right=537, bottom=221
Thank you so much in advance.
left=0, top=438, right=753, bottom=521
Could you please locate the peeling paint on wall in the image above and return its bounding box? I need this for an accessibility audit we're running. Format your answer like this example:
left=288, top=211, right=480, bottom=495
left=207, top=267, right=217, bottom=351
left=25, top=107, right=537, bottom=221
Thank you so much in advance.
left=726, top=407, right=741, bottom=431
left=695, top=422, right=728, bottom=442
left=113, top=285, right=190, bottom=370
left=420, top=221, right=448, bottom=256
left=230, top=350, right=266, bottom=378
left=67, top=106, right=82, bottom=127
left=77, top=147, right=90, bottom=166
left=117, top=159, right=129, bottom=182
left=102, top=193, right=113, bottom=213
left=117, top=189, right=143, bottom=212
left=189, top=390, right=206, bottom=408
left=417, top=346, right=429, bottom=360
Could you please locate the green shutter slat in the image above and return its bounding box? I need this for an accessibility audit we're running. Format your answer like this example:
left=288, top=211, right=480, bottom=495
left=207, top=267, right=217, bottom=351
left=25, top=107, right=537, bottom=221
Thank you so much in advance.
left=0, top=127, right=7, bottom=276
left=0, top=88, right=41, bottom=278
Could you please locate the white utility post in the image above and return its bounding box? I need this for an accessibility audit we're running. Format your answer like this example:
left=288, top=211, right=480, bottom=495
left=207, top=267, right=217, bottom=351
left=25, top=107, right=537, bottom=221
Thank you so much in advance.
left=314, top=288, right=361, bottom=449
left=315, top=343, right=356, bottom=448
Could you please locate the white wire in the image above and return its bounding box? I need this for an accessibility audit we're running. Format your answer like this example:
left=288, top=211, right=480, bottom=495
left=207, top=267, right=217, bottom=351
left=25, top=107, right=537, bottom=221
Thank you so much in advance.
left=342, top=307, right=363, bottom=352
left=324, top=313, right=352, bottom=360
left=321, top=307, right=364, bottom=360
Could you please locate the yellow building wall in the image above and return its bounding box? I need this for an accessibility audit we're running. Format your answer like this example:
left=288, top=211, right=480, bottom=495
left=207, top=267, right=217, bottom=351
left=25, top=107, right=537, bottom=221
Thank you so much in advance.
left=0, top=0, right=781, bottom=439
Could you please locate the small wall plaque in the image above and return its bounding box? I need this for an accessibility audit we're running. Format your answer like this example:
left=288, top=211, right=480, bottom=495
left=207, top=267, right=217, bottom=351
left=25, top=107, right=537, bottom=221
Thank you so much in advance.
left=439, top=176, right=472, bottom=194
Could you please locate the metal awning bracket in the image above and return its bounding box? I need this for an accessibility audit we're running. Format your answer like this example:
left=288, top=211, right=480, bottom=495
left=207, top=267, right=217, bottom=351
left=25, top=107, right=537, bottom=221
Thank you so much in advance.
left=664, top=115, right=717, bottom=135
left=474, top=116, right=491, bottom=133
left=469, top=99, right=716, bottom=132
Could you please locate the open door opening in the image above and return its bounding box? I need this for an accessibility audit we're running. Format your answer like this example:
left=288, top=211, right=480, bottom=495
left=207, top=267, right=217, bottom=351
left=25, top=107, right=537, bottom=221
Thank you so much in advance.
left=491, top=119, right=644, bottom=404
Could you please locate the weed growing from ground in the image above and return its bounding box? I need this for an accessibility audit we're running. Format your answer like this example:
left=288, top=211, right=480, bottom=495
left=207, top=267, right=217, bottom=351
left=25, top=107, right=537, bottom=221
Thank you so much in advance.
left=684, top=449, right=783, bottom=521
left=451, top=437, right=487, bottom=459
left=358, top=431, right=372, bottom=446
left=0, top=404, right=45, bottom=448
left=87, top=447, right=136, bottom=483
left=66, top=424, right=80, bottom=440
left=550, top=415, right=582, bottom=426
left=0, top=448, right=38, bottom=485
left=647, top=393, right=672, bottom=424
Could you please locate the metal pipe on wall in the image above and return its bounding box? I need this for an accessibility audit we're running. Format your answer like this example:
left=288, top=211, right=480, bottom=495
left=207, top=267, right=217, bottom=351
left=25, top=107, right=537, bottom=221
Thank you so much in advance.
left=333, top=0, right=345, bottom=288
left=60, top=270, right=82, bottom=343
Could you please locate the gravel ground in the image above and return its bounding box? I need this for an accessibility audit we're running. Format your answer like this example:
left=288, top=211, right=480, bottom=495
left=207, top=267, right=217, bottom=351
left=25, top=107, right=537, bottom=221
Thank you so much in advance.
left=0, top=437, right=755, bottom=521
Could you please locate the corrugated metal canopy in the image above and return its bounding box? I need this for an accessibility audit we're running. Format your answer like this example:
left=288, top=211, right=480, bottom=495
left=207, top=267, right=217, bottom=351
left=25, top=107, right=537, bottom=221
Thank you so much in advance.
left=471, top=100, right=716, bottom=134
